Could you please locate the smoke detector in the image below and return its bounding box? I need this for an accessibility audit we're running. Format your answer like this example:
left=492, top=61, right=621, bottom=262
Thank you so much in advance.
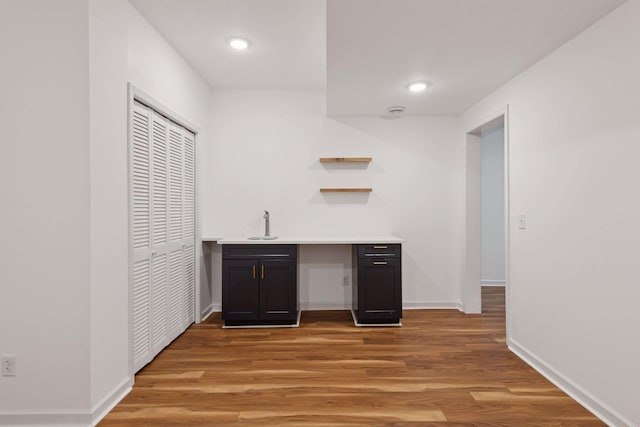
left=385, top=105, right=406, bottom=118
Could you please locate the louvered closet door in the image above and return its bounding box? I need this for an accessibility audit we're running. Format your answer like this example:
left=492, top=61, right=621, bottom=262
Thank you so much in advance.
left=150, top=111, right=169, bottom=356
left=182, top=130, right=195, bottom=329
left=131, top=101, right=196, bottom=373
left=131, top=103, right=152, bottom=371
left=165, top=123, right=196, bottom=341
left=166, top=123, right=185, bottom=341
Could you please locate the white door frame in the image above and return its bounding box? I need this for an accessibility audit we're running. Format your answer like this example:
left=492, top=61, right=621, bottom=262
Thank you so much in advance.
left=462, top=105, right=511, bottom=340
left=126, top=83, right=202, bottom=378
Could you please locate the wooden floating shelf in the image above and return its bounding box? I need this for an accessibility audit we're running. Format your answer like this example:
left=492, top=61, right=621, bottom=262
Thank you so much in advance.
left=319, top=157, right=372, bottom=163
left=320, top=188, right=372, bottom=193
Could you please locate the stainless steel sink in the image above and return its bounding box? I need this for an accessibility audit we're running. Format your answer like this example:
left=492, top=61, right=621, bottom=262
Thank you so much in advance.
left=248, top=236, right=279, bottom=240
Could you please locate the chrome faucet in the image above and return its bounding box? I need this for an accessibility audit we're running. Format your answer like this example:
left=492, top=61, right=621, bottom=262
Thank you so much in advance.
left=263, top=210, right=270, bottom=237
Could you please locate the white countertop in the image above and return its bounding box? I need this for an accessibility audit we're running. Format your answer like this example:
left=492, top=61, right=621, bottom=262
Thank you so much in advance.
left=202, top=235, right=403, bottom=244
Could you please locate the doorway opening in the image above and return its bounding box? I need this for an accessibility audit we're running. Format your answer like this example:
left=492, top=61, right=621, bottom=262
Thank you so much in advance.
left=479, top=117, right=506, bottom=289
left=463, top=109, right=510, bottom=337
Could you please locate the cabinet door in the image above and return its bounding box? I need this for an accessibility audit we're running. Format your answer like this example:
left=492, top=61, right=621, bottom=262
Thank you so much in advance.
left=260, top=259, right=297, bottom=321
left=357, top=258, right=401, bottom=321
left=222, top=259, right=260, bottom=321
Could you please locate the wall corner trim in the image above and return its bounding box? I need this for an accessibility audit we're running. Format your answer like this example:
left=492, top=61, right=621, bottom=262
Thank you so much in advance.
left=91, top=376, right=133, bottom=426
left=200, top=304, right=215, bottom=321
left=508, top=338, right=634, bottom=427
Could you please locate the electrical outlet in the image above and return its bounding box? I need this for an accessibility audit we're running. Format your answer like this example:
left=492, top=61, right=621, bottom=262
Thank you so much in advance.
left=342, top=276, right=350, bottom=286
left=2, top=355, right=16, bottom=376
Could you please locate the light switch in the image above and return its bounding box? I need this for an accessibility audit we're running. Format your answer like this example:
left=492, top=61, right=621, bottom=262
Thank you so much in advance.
left=519, top=213, right=526, bottom=229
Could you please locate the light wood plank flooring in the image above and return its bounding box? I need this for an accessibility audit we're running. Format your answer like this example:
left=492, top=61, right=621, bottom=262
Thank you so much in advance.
left=99, top=288, right=603, bottom=426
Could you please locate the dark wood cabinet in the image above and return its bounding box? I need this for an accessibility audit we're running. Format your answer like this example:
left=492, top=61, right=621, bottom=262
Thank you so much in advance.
left=222, top=259, right=260, bottom=321
left=352, top=244, right=402, bottom=324
left=222, top=245, right=298, bottom=326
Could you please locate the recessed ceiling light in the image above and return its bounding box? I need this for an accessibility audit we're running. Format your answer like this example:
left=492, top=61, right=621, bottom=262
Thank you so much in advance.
left=408, top=82, right=429, bottom=92
left=228, top=37, right=249, bottom=50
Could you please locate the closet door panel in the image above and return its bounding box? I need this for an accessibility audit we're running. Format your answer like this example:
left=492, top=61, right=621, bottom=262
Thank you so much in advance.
left=132, top=258, right=150, bottom=371
left=182, top=130, right=196, bottom=327
left=183, top=131, right=195, bottom=243
left=151, top=113, right=168, bottom=249
left=167, top=248, right=184, bottom=341
left=131, top=103, right=152, bottom=372
left=131, top=107, right=150, bottom=255
left=168, top=125, right=183, bottom=248
left=182, top=245, right=195, bottom=328
left=150, top=112, right=169, bottom=355
left=150, top=253, right=167, bottom=353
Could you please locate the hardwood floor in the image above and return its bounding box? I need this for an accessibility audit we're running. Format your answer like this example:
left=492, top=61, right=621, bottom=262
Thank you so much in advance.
left=99, top=288, right=603, bottom=426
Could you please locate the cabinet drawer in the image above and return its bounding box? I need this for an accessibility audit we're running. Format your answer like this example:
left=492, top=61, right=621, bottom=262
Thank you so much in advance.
left=356, top=244, right=401, bottom=259
left=223, top=244, right=297, bottom=259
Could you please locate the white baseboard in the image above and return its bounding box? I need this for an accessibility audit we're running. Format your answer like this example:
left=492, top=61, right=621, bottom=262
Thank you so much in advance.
left=0, top=411, right=90, bottom=426
left=481, top=280, right=506, bottom=286
left=0, top=377, right=132, bottom=427
left=200, top=304, right=214, bottom=322
left=403, top=302, right=464, bottom=311
left=91, top=377, right=133, bottom=426
left=508, top=338, right=634, bottom=427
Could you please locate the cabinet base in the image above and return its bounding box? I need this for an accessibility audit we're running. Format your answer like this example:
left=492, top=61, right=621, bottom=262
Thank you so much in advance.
left=223, top=311, right=301, bottom=329
left=350, top=309, right=402, bottom=327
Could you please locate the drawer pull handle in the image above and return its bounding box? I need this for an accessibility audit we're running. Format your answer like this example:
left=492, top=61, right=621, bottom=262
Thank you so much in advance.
left=373, top=261, right=388, bottom=265
left=261, top=264, right=265, bottom=279
left=252, top=265, right=256, bottom=280
left=373, top=246, right=388, bottom=249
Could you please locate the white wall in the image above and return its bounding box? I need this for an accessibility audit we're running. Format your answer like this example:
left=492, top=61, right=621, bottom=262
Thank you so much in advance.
left=0, top=0, right=92, bottom=423
left=127, top=6, right=212, bottom=129
left=88, top=0, right=130, bottom=419
left=0, top=1, right=213, bottom=425
left=480, top=125, right=505, bottom=285
left=461, top=1, right=640, bottom=425
left=127, top=3, right=214, bottom=320
left=202, top=90, right=463, bottom=310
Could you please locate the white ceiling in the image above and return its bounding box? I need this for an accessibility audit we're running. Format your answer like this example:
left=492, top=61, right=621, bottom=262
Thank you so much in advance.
left=129, top=0, right=626, bottom=116
left=129, top=0, right=326, bottom=90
